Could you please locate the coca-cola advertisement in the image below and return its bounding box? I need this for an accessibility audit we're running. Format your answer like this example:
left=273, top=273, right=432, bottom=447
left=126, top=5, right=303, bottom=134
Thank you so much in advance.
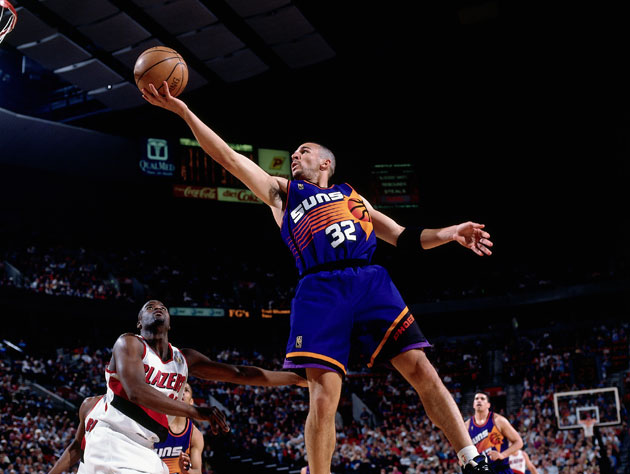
left=172, top=184, right=217, bottom=200
left=217, top=187, right=262, bottom=204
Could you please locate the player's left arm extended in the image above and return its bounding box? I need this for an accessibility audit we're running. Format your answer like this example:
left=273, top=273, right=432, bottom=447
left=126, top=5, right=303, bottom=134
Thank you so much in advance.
left=182, top=348, right=307, bottom=387
left=495, top=416, right=524, bottom=459
left=363, top=197, right=492, bottom=256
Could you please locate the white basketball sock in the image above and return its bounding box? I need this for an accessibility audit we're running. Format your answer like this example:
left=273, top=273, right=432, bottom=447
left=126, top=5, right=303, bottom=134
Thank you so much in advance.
left=458, top=445, right=480, bottom=465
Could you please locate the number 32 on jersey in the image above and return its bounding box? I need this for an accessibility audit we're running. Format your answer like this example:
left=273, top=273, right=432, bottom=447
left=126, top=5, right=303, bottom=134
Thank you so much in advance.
left=326, top=220, right=357, bottom=248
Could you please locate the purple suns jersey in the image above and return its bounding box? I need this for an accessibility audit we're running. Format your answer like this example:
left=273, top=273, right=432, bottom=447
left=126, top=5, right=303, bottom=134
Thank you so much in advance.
left=280, top=181, right=377, bottom=275
left=154, top=419, right=194, bottom=474
left=468, top=412, right=511, bottom=471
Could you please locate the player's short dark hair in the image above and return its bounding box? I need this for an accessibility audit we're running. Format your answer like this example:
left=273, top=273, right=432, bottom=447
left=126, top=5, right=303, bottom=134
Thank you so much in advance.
left=475, top=391, right=491, bottom=403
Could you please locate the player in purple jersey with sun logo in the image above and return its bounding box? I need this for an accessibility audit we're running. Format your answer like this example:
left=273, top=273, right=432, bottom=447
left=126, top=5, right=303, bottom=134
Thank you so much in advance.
left=465, top=392, right=524, bottom=474
left=144, top=82, right=496, bottom=474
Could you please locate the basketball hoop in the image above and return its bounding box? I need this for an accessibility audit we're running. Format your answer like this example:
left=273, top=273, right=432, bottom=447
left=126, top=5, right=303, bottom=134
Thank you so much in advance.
left=0, top=0, right=17, bottom=44
left=580, top=418, right=596, bottom=438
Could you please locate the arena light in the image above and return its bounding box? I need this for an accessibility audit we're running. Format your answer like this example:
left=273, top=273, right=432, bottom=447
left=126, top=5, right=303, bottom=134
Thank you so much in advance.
left=2, top=339, right=24, bottom=353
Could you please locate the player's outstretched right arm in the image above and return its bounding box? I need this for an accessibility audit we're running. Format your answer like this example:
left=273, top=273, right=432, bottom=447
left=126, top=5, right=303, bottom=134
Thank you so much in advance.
left=142, top=82, right=285, bottom=210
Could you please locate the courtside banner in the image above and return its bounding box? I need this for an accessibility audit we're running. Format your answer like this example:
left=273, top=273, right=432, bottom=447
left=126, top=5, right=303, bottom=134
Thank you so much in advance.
left=170, top=307, right=225, bottom=317
left=173, top=185, right=217, bottom=200
left=261, top=308, right=291, bottom=319
left=258, top=148, right=290, bottom=178
left=217, top=187, right=262, bottom=204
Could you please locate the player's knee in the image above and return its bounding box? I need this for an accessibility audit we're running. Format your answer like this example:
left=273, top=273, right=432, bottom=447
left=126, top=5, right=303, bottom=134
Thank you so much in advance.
left=396, top=349, right=439, bottom=383
left=309, top=390, right=338, bottom=421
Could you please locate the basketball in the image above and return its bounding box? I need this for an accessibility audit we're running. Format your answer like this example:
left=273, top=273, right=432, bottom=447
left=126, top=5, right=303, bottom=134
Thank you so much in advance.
left=134, top=46, right=188, bottom=97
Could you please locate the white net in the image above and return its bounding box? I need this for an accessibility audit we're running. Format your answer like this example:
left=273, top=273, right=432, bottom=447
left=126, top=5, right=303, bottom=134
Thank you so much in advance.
left=0, top=0, right=17, bottom=44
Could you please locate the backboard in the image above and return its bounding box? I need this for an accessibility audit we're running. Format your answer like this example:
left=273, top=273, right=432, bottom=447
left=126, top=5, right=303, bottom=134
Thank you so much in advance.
left=553, top=387, right=621, bottom=431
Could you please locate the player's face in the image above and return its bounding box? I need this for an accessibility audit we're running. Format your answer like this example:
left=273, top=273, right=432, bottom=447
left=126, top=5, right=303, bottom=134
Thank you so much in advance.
left=181, top=383, right=193, bottom=405
left=473, top=393, right=490, bottom=411
left=291, top=143, right=325, bottom=181
left=139, top=300, right=170, bottom=328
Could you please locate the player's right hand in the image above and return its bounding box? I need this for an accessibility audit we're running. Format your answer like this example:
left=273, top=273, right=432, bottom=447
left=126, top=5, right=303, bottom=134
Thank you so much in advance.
left=196, top=405, right=230, bottom=435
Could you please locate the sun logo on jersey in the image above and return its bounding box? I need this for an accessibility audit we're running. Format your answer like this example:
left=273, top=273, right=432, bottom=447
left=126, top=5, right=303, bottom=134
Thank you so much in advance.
left=343, top=190, right=373, bottom=240
left=489, top=431, right=504, bottom=446
left=348, top=198, right=370, bottom=222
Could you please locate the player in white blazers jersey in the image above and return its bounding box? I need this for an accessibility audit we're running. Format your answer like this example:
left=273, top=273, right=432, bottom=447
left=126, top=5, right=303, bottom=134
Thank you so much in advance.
left=80, top=299, right=306, bottom=474
left=509, top=449, right=539, bottom=474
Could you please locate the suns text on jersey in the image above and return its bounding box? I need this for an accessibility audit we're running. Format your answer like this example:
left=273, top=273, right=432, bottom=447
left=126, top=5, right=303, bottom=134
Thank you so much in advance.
left=471, top=429, right=489, bottom=445
left=154, top=446, right=185, bottom=458
left=290, top=191, right=344, bottom=224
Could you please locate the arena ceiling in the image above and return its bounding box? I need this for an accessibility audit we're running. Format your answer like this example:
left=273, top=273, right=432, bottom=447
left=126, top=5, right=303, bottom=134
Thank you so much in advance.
left=0, top=0, right=501, bottom=124
left=1, top=1, right=629, bottom=130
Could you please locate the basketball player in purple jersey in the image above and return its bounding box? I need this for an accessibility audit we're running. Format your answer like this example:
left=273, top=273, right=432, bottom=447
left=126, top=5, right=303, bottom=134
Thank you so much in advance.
left=154, top=383, right=204, bottom=474
left=465, top=392, right=523, bottom=474
left=143, top=83, right=495, bottom=473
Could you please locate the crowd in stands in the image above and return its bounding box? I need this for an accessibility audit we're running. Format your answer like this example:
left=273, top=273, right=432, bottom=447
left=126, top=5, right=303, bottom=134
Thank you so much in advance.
left=0, top=243, right=295, bottom=310
left=1, top=318, right=628, bottom=474
left=1, top=241, right=627, bottom=312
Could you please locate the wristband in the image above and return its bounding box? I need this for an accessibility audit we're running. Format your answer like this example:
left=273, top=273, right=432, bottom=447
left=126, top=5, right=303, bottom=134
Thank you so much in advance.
left=396, top=226, right=424, bottom=252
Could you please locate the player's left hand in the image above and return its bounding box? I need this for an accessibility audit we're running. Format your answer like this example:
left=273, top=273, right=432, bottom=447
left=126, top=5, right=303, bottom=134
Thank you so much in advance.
left=453, top=221, right=493, bottom=256
left=487, top=450, right=504, bottom=461
left=178, top=452, right=192, bottom=471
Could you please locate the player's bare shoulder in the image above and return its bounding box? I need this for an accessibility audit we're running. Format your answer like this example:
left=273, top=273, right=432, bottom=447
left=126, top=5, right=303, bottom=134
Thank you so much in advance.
left=493, top=412, right=511, bottom=429
left=109, top=333, right=144, bottom=370
left=114, top=332, right=143, bottom=348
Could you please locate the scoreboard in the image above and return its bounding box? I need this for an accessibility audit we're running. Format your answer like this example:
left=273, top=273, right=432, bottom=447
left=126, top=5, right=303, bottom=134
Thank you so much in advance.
left=369, top=163, right=419, bottom=209
left=139, top=138, right=419, bottom=210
